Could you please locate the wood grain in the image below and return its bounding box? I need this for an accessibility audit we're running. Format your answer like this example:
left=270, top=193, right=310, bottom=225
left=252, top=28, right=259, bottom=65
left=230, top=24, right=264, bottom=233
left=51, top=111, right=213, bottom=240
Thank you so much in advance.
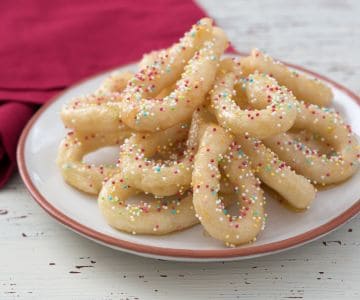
left=1, top=0, right=359, bottom=299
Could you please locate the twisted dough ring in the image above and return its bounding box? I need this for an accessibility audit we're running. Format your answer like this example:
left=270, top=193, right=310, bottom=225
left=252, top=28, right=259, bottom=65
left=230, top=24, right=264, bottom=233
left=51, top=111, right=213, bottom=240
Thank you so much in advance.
left=61, top=18, right=226, bottom=133
left=57, top=128, right=131, bottom=194
left=285, top=129, right=334, bottom=155
left=98, top=175, right=198, bottom=235
left=61, top=71, right=133, bottom=132
left=97, top=71, right=135, bottom=94
left=120, top=22, right=228, bottom=132
left=119, top=113, right=203, bottom=197
left=241, top=49, right=333, bottom=107
left=211, top=60, right=297, bottom=139
left=219, top=129, right=326, bottom=195
left=97, top=115, right=202, bottom=234
left=192, top=123, right=265, bottom=246
left=263, top=103, right=359, bottom=185
left=98, top=111, right=233, bottom=236
left=236, top=134, right=316, bottom=210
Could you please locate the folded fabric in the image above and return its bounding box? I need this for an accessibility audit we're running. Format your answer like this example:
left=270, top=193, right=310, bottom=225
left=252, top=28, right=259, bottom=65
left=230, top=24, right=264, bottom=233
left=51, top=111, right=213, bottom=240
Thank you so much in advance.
left=0, top=0, right=206, bottom=188
left=0, top=103, right=35, bottom=187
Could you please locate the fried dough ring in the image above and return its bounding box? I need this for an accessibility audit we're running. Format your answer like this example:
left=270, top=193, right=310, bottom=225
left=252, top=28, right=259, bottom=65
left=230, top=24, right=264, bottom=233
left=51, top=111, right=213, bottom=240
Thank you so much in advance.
left=235, top=134, right=316, bottom=210
left=98, top=111, right=235, bottom=236
left=119, top=115, right=202, bottom=197
left=263, top=103, right=359, bottom=185
left=98, top=117, right=200, bottom=234
left=286, top=129, right=334, bottom=155
left=97, top=71, right=135, bottom=94
left=211, top=62, right=297, bottom=138
left=192, top=124, right=265, bottom=246
left=214, top=130, right=326, bottom=195
left=119, top=23, right=228, bottom=132
left=241, top=49, right=333, bottom=107
left=98, top=174, right=198, bottom=235
left=61, top=18, right=220, bottom=133
left=61, top=71, right=133, bottom=132
left=57, top=129, right=131, bottom=194
left=206, top=129, right=330, bottom=195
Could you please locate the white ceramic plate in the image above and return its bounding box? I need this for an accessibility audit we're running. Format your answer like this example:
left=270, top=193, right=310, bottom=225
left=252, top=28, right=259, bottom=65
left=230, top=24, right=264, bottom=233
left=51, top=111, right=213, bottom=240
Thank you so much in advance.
left=18, top=56, right=360, bottom=262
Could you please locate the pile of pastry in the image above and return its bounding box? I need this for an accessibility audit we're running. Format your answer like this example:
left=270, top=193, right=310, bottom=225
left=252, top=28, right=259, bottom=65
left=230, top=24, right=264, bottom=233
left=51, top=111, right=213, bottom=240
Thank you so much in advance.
left=57, top=18, right=359, bottom=246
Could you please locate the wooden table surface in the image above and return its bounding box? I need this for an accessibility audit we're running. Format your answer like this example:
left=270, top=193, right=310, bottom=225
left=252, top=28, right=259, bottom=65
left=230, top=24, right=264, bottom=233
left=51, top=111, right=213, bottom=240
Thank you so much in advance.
left=1, top=0, right=359, bottom=299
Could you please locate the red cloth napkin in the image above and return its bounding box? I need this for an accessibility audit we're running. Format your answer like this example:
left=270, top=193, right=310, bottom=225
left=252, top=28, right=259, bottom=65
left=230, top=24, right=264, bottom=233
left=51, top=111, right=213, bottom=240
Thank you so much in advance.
left=0, top=0, right=206, bottom=188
